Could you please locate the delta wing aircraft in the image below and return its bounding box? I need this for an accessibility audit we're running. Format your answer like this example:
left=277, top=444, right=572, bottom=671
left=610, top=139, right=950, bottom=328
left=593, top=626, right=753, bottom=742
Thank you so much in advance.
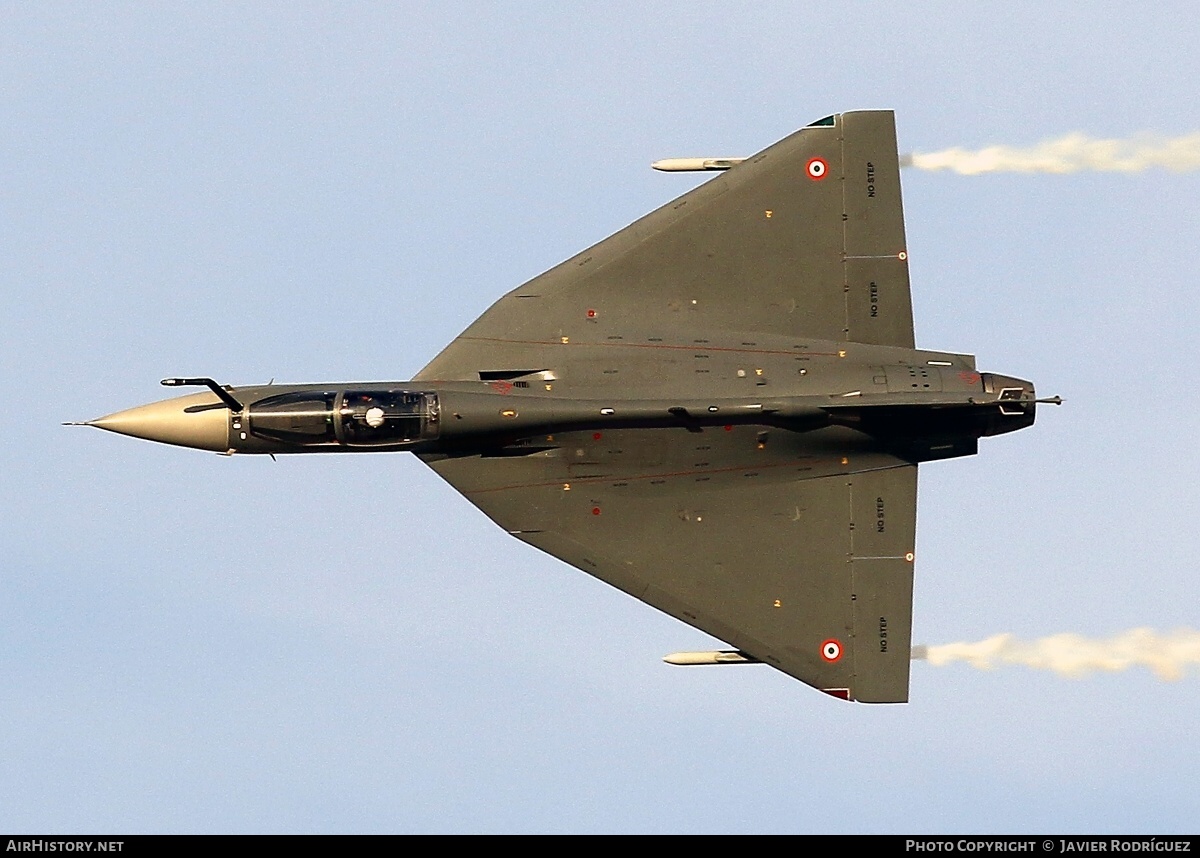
left=79, top=110, right=1054, bottom=703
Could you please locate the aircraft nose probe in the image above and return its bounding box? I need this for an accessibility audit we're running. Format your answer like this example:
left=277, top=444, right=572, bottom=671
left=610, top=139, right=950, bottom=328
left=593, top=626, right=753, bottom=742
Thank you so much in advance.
left=64, top=377, right=240, bottom=452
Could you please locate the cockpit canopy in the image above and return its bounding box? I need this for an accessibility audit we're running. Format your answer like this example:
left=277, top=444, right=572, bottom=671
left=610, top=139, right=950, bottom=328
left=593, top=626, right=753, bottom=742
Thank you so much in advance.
left=340, top=390, right=439, bottom=445
left=248, top=389, right=439, bottom=447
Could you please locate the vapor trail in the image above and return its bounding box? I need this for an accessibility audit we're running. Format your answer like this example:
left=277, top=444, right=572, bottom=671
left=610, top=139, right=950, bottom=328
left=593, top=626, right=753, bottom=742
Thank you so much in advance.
left=911, top=628, right=1200, bottom=681
left=902, top=132, right=1200, bottom=176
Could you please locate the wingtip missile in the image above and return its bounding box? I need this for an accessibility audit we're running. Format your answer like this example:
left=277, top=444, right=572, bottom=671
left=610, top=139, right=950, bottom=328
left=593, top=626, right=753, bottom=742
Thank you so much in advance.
left=663, top=650, right=760, bottom=665
left=652, top=157, right=746, bottom=172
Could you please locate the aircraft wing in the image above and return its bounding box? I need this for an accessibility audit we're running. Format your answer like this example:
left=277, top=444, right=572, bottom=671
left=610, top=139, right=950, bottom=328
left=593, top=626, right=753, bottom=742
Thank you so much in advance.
left=420, top=426, right=918, bottom=702
left=417, top=110, right=913, bottom=382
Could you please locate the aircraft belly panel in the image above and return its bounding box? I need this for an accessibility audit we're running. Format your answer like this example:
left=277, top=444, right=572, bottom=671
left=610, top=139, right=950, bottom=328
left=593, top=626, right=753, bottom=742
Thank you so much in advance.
left=886, top=364, right=944, bottom=393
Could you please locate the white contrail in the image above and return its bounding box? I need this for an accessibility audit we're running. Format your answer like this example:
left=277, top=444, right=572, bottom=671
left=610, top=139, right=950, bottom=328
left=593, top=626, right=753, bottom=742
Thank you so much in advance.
left=912, top=628, right=1200, bottom=681
left=902, top=132, right=1200, bottom=176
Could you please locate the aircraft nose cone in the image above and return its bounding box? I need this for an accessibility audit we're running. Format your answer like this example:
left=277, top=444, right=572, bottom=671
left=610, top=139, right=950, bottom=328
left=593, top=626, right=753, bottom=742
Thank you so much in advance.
left=88, top=392, right=230, bottom=452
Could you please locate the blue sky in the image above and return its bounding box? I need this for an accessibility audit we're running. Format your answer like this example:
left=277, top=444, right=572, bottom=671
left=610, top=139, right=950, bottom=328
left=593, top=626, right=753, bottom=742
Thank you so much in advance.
left=2, top=2, right=1198, bottom=833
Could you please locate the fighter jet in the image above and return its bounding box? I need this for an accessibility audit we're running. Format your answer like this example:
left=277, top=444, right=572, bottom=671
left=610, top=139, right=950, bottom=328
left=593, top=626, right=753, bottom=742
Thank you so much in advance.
left=78, top=110, right=1055, bottom=703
